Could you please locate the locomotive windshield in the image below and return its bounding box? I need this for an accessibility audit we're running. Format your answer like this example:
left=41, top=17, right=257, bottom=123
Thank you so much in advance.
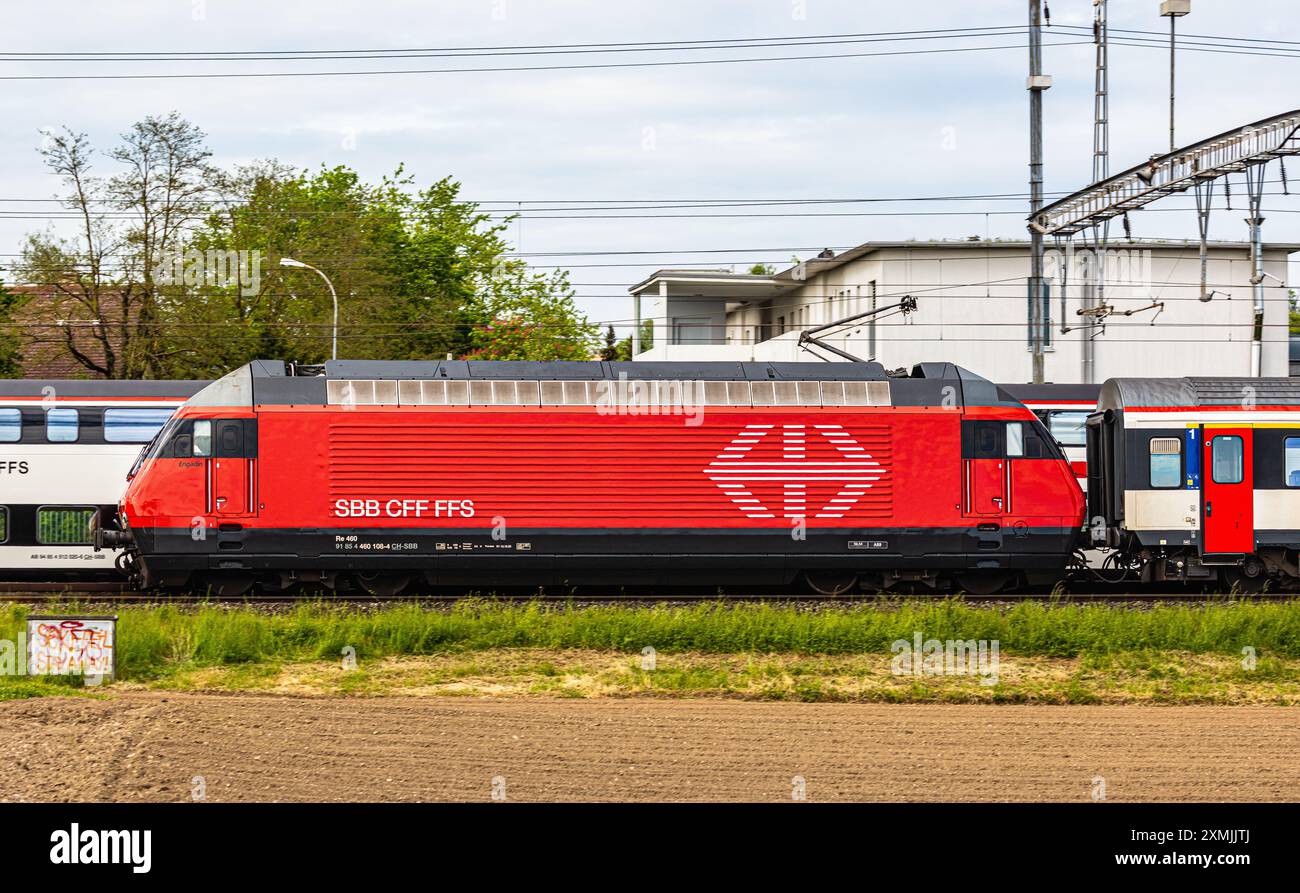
left=127, top=416, right=182, bottom=479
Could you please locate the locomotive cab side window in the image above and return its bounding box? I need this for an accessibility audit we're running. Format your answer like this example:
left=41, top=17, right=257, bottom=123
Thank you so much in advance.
left=966, top=419, right=1059, bottom=460
left=192, top=420, right=213, bottom=457
left=971, top=421, right=1003, bottom=458
left=1148, top=437, right=1182, bottom=489
left=0, top=408, right=19, bottom=443
left=1286, top=437, right=1300, bottom=488
left=45, top=408, right=79, bottom=443
left=1006, top=422, right=1025, bottom=457
left=215, top=420, right=243, bottom=456
left=1211, top=435, right=1244, bottom=484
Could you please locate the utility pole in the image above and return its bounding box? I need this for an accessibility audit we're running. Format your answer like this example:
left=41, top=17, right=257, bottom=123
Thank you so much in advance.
left=1083, top=0, right=1110, bottom=386
left=1161, top=1, right=1191, bottom=152
left=1027, top=0, right=1052, bottom=383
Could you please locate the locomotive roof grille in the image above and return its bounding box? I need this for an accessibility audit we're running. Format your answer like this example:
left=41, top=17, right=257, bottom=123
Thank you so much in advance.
left=325, top=378, right=894, bottom=408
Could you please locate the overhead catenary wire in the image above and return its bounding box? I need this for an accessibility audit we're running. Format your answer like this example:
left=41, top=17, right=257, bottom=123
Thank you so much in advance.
left=0, top=40, right=1098, bottom=81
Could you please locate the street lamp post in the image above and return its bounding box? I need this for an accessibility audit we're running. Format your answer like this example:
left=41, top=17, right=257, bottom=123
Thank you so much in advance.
left=279, top=257, right=339, bottom=361
left=1161, top=1, right=1191, bottom=153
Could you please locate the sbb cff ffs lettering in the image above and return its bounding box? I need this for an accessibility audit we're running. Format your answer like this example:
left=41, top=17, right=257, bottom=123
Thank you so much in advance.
left=332, top=499, right=475, bottom=519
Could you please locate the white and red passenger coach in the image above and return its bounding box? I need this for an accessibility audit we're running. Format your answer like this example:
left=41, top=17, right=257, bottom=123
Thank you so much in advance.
left=1087, top=377, right=1300, bottom=591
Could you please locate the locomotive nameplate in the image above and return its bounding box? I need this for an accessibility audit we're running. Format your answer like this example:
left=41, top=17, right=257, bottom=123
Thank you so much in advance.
left=848, top=540, right=889, bottom=551
left=332, top=535, right=421, bottom=552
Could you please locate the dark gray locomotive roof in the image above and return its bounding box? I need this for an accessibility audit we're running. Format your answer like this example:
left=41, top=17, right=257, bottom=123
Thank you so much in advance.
left=230, top=359, right=1024, bottom=408
left=0, top=379, right=209, bottom=398
left=1098, top=377, right=1300, bottom=411
left=1000, top=382, right=1101, bottom=404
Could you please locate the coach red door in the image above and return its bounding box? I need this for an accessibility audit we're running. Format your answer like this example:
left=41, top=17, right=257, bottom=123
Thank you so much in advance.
left=1201, top=428, right=1253, bottom=555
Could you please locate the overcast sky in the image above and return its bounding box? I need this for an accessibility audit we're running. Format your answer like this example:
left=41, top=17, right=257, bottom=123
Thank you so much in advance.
left=1, top=0, right=1296, bottom=331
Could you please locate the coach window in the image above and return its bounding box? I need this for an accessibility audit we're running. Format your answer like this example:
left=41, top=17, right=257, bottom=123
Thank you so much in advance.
left=45, top=408, right=79, bottom=444
left=1211, top=435, right=1244, bottom=485
left=45, top=408, right=78, bottom=443
left=1047, top=411, right=1088, bottom=447
left=37, top=507, right=94, bottom=545
left=1149, top=438, right=1182, bottom=489
left=1285, top=437, right=1300, bottom=488
left=192, top=420, right=213, bottom=457
left=0, top=408, right=19, bottom=443
left=104, top=408, right=174, bottom=443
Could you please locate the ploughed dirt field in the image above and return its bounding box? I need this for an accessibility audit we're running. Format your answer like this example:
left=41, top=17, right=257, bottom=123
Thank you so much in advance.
left=1, top=693, right=1297, bottom=802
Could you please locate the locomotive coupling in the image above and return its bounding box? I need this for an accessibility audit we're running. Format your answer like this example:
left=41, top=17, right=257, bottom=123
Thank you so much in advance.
left=90, top=511, right=135, bottom=551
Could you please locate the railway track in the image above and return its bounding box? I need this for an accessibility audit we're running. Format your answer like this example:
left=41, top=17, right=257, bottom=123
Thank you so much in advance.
left=0, top=581, right=1294, bottom=605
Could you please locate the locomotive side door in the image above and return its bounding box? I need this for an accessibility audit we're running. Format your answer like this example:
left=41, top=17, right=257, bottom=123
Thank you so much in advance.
left=204, top=419, right=257, bottom=519
left=1201, top=426, right=1253, bottom=555
left=964, top=420, right=1007, bottom=516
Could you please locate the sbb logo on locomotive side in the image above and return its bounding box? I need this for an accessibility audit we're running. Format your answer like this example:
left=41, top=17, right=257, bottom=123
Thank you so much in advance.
left=332, top=498, right=475, bottom=519
left=0, top=460, right=29, bottom=475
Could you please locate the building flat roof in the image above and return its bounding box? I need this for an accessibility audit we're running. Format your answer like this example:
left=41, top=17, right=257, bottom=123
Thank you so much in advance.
left=629, top=238, right=1300, bottom=295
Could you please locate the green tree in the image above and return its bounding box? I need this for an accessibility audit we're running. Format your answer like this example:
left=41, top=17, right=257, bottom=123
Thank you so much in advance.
left=462, top=268, right=598, bottom=360
left=16, top=114, right=215, bottom=378
left=0, top=282, right=26, bottom=376
left=599, top=325, right=619, bottom=361
left=185, top=164, right=588, bottom=370
left=16, top=116, right=592, bottom=377
left=1289, top=289, right=1298, bottom=335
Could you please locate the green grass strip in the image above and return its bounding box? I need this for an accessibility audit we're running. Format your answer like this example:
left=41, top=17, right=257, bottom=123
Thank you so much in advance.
left=3, top=597, right=1299, bottom=684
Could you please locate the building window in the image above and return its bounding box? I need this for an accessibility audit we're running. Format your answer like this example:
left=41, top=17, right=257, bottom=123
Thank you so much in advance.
left=671, top=317, right=713, bottom=345
left=1211, top=435, right=1244, bottom=485
left=0, top=408, right=19, bottom=443
left=1149, top=437, right=1182, bottom=489
left=104, top=408, right=175, bottom=443
left=1286, top=436, right=1300, bottom=488
left=37, top=506, right=95, bottom=545
left=1048, top=411, right=1089, bottom=447
left=45, top=408, right=79, bottom=443
left=1027, top=280, right=1052, bottom=350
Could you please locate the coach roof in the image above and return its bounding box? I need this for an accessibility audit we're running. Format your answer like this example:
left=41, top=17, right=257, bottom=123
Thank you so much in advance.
left=0, top=380, right=208, bottom=399
left=1098, top=377, right=1300, bottom=411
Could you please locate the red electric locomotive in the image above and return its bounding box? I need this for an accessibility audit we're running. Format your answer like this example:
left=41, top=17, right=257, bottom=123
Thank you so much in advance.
left=96, top=359, right=1086, bottom=595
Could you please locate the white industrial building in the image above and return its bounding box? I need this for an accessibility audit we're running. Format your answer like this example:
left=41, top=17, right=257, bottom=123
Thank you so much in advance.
left=628, top=239, right=1298, bottom=382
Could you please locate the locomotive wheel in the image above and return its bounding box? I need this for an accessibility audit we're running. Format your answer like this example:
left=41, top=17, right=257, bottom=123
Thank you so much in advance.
left=355, top=572, right=412, bottom=597
left=803, top=572, right=857, bottom=597
left=956, top=571, right=1012, bottom=596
